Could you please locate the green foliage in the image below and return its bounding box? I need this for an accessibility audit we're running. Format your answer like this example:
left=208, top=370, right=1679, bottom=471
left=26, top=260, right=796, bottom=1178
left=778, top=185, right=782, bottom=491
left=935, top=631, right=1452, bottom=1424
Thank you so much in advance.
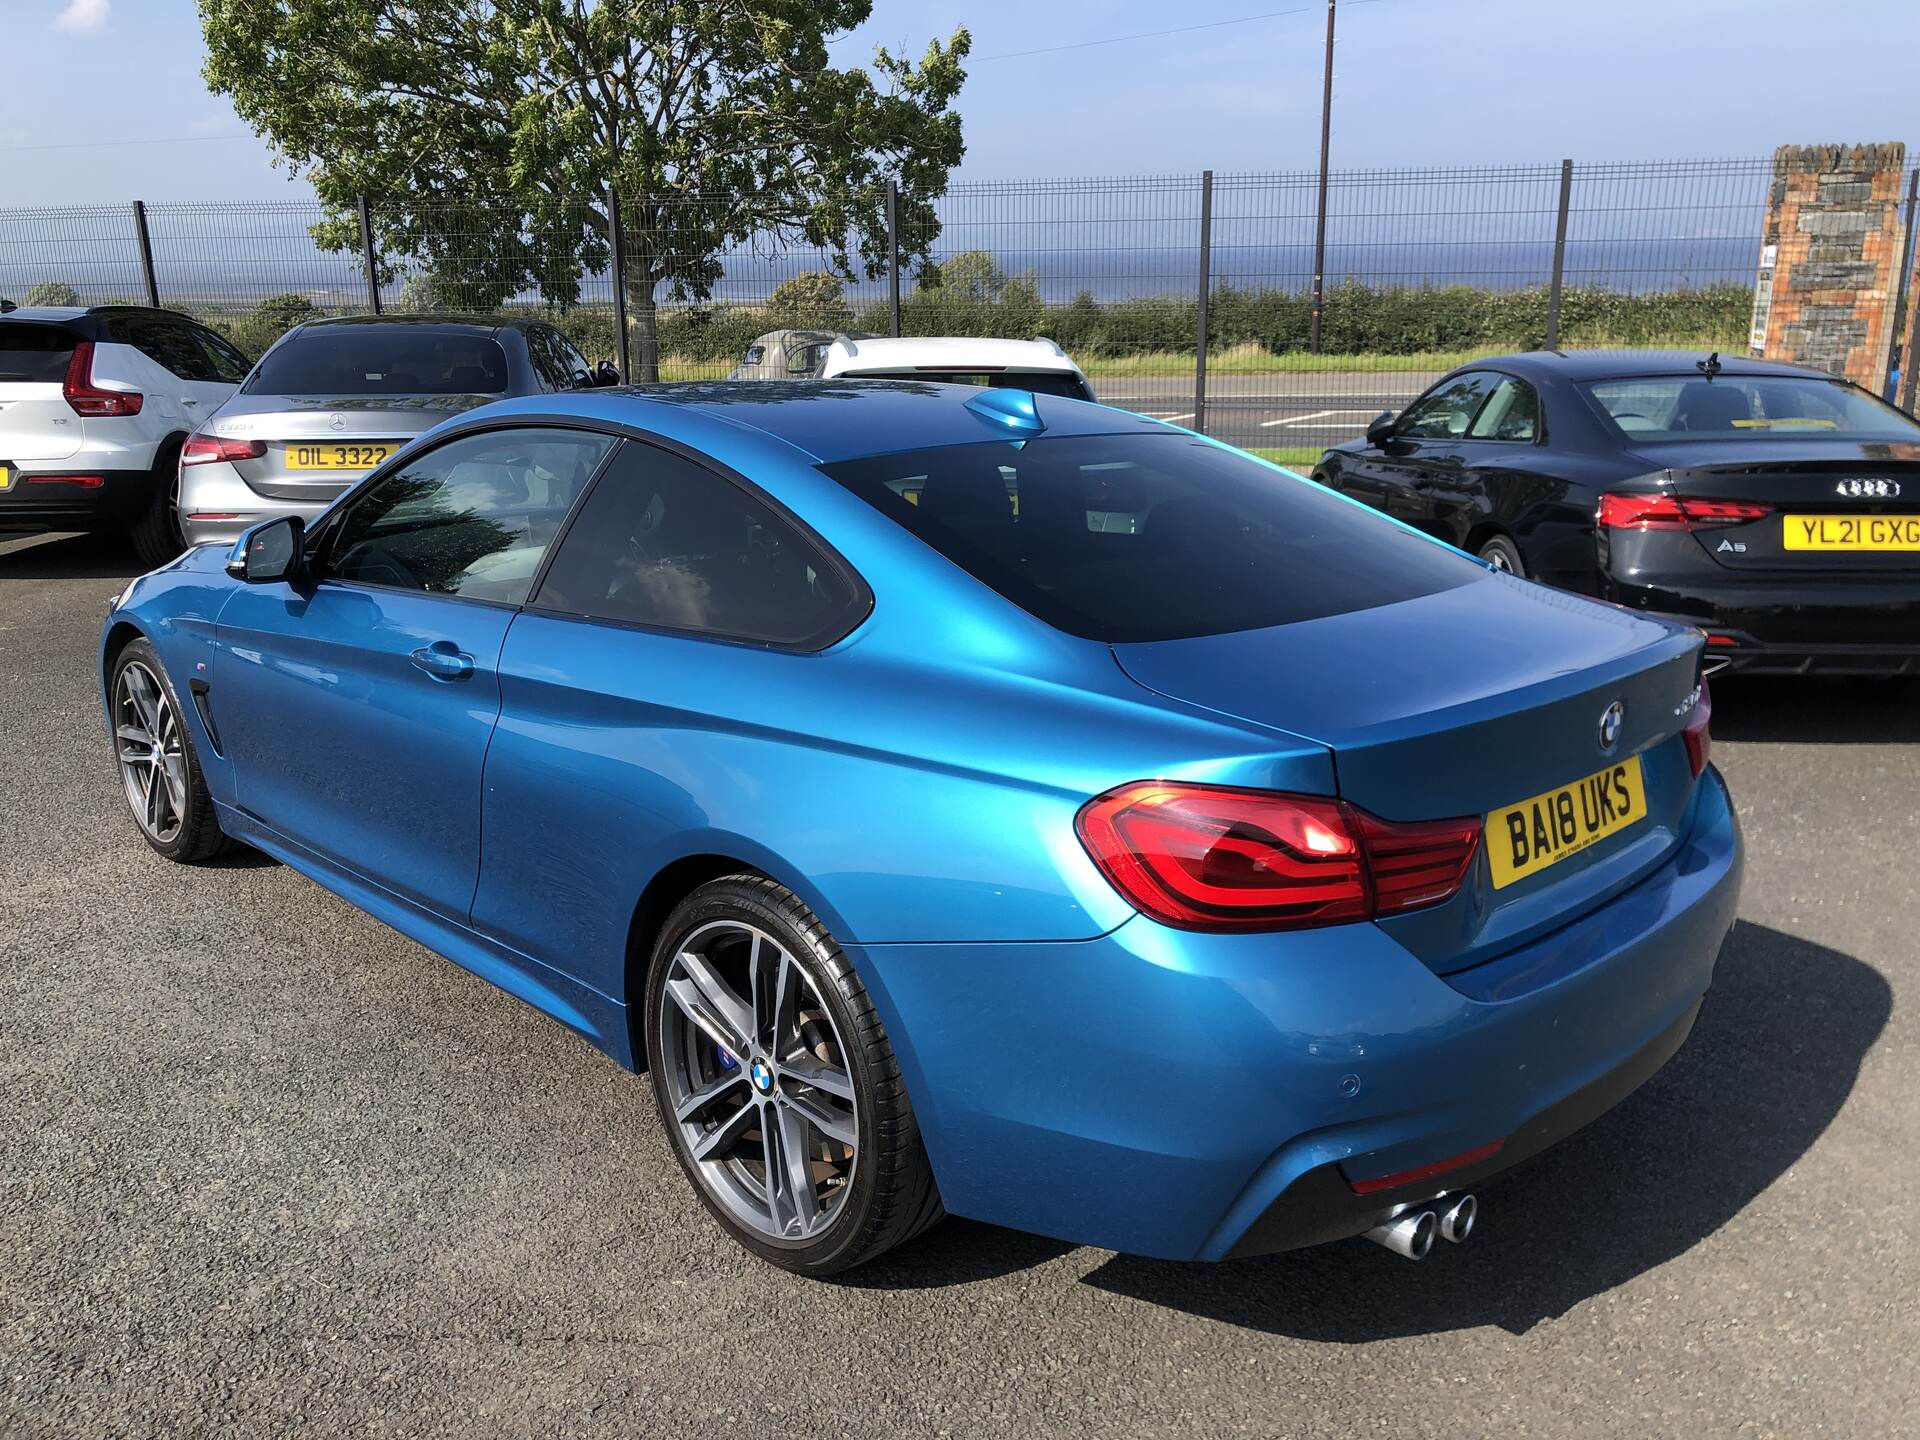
left=23, top=281, right=80, bottom=307
left=765, top=271, right=850, bottom=329
left=200, top=0, right=970, bottom=378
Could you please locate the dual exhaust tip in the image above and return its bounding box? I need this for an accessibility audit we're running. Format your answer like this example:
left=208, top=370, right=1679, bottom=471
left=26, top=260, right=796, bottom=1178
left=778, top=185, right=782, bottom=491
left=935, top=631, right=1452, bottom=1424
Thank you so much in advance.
left=1363, top=1192, right=1477, bottom=1260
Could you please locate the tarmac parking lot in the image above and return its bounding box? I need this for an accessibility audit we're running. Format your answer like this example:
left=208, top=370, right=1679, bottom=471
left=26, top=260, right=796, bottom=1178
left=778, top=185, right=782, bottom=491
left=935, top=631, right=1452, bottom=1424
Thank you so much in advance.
left=3, top=528, right=1916, bottom=1438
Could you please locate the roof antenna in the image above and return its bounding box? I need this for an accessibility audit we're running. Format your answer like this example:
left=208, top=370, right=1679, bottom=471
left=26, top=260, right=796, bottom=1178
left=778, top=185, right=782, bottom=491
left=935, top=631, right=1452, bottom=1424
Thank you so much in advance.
left=1696, top=351, right=1721, bottom=379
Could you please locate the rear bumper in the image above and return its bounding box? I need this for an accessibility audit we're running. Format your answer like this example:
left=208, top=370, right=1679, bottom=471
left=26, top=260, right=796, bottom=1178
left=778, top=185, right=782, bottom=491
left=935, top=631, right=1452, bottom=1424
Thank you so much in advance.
left=0, top=467, right=154, bottom=529
left=177, top=459, right=341, bottom=548
left=850, top=767, right=1742, bottom=1261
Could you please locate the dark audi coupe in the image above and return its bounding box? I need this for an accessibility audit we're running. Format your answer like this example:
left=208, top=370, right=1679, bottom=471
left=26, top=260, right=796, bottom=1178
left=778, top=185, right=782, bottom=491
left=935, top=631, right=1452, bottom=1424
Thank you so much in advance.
left=1314, top=351, right=1920, bottom=675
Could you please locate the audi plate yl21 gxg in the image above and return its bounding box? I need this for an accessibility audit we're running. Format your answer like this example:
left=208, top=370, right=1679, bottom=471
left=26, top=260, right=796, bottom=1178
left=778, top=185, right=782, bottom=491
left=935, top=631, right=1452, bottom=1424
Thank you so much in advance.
left=101, top=381, right=1741, bottom=1274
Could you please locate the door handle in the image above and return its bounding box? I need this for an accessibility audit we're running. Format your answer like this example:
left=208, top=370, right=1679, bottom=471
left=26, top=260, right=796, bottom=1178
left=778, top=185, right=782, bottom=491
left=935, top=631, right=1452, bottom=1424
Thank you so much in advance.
left=182, top=398, right=199, bottom=407
left=409, top=642, right=475, bottom=681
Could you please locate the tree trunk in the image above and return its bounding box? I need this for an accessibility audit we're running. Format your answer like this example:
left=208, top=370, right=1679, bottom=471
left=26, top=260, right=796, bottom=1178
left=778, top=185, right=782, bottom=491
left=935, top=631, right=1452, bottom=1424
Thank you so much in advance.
left=624, top=270, right=661, bottom=383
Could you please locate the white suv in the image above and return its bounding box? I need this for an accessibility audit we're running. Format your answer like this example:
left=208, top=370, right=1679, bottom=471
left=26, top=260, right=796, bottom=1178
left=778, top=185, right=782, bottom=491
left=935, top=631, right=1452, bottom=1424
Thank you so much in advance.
left=0, top=305, right=249, bottom=566
left=819, top=336, right=1097, bottom=401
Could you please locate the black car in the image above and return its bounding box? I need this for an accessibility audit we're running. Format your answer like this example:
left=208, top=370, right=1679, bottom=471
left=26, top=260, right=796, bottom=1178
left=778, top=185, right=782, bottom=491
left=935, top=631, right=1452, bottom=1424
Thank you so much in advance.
left=1314, top=350, right=1920, bottom=676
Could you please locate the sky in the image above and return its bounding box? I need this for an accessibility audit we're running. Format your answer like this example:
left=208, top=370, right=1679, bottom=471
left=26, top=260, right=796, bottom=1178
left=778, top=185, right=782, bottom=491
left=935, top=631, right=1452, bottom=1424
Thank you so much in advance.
left=3, top=0, right=1919, bottom=206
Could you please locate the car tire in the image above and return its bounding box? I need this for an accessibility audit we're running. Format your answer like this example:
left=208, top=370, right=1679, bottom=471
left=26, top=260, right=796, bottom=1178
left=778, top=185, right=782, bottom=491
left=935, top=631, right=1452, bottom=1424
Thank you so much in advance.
left=646, top=874, right=944, bottom=1275
left=108, top=638, right=233, bottom=863
left=129, top=442, right=185, bottom=571
left=1477, top=533, right=1526, bottom=577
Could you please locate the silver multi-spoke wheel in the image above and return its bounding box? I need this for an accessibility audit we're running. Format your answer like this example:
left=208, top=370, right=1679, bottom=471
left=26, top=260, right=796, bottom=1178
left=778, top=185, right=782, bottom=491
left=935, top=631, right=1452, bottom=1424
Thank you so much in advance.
left=114, top=659, right=188, bottom=844
left=657, top=919, right=860, bottom=1243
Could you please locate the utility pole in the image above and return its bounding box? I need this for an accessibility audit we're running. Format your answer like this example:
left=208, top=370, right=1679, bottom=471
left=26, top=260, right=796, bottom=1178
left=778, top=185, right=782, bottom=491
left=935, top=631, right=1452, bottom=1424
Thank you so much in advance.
left=1309, top=0, right=1336, bottom=354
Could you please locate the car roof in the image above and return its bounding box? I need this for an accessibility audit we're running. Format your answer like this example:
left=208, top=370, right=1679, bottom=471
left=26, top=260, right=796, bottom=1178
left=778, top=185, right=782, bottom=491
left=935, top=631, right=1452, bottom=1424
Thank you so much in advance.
left=824, top=336, right=1081, bottom=374
left=300, top=313, right=527, bottom=335
left=1464, top=349, right=1838, bottom=383
left=0, top=304, right=193, bottom=325
left=469, top=379, right=1160, bottom=464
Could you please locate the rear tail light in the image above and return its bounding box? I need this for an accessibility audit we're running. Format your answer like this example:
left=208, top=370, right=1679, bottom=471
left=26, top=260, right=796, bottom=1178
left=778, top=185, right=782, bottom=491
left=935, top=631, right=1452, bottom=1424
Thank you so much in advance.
left=24, top=473, right=105, bottom=488
left=1075, top=782, right=1482, bottom=932
left=62, top=341, right=143, bottom=417
left=181, top=432, right=267, bottom=466
left=1598, top=494, right=1773, bottom=530
left=1683, top=677, right=1713, bottom=779
left=1347, top=1138, right=1506, bottom=1196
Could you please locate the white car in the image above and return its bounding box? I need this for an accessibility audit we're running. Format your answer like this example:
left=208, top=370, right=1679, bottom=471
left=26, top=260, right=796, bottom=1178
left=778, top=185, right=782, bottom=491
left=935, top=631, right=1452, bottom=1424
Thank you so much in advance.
left=819, top=336, right=1097, bottom=401
left=0, top=305, right=248, bottom=566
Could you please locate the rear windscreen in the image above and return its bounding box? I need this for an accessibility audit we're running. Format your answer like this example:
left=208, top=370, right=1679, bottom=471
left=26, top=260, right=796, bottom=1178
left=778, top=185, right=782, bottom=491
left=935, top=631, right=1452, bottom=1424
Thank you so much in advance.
left=0, top=324, right=77, bottom=383
left=848, top=369, right=1094, bottom=401
left=245, top=329, right=510, bottom=397
left=820, top=433, right=1478, bottom=642
left=1585, top=374, right=1920, bottom=442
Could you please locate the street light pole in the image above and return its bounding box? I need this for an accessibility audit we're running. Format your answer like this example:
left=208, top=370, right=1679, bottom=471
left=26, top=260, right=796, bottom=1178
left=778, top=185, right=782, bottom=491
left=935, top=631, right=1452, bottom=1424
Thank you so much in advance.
left=1309, top=0, right=1336, bottom=354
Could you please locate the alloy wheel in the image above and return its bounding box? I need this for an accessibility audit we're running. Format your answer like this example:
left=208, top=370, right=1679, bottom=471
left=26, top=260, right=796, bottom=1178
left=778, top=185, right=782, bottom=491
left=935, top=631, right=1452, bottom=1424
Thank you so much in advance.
left=114, top=660, right=187, bottom=844
left=656, top=920, right=860, bottom=1243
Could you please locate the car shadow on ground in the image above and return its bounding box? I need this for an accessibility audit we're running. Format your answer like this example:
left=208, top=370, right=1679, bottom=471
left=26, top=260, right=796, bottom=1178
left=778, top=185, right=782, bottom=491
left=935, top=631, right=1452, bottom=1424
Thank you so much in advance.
left=0, top=530, right=140, bottom=581
left=1712, top=676, right=1920, bottom=744
left=1072, top=921, right=1884, bottom=1337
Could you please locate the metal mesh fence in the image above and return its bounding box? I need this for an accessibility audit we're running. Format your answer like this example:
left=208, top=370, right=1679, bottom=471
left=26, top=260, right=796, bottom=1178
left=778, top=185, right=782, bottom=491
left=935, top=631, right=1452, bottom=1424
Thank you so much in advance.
left=4, top=155, right=1916, bottom=449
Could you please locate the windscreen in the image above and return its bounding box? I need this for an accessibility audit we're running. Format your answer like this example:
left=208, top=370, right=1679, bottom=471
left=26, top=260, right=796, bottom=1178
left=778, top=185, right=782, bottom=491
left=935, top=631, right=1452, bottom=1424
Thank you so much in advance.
left=846, top=370, right=1095, bottom=401
left=820, top=433, right=1479, bottom=642
left=1585, top=374, right=1920, bottom=442
left=0, top=324, right=77, bottom=383
left=246, top=329, right=510, bottom=397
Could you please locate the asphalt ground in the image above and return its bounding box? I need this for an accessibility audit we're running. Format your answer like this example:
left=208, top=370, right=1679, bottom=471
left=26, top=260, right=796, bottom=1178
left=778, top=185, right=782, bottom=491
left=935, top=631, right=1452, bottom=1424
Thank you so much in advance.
left=2, top=528, right=1916, bottom=1438
left=1095, top=371, right=1441, bottom=452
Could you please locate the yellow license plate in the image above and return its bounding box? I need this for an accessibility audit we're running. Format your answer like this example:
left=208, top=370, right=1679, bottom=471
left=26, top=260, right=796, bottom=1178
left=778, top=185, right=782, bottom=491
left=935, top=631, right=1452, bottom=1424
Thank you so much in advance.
left=1487, top=755, right=1647, bottom=890
left=0, top=464, right=11, bottom=491
left=1782, top=514, right=1920, bottom=551
left=286, top=442, right=395, bottom=471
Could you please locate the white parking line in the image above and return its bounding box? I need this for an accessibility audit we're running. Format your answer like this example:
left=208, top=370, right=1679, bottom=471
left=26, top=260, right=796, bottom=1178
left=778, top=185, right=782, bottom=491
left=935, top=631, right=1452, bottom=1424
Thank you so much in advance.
left=1258, top=408, right=1379, bottom=428
left=1141, top=412, right=1196, bottom=423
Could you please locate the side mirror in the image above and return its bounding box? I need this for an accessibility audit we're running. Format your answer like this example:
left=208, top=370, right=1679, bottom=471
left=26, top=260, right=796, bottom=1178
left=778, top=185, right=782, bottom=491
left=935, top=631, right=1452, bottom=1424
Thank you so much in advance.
left=1365, top=409, right=1398, bottom=447
left=594, top=360, right=621, bottom=387
left=226, top=515, right=304, bottom=583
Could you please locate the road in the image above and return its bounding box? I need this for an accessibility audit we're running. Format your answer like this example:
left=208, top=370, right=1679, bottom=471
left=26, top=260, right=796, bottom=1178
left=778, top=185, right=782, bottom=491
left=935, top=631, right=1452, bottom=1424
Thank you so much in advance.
left=1095, top=370, right=1445, bottom=453
left=3, top=529, right=1916, bottom=1438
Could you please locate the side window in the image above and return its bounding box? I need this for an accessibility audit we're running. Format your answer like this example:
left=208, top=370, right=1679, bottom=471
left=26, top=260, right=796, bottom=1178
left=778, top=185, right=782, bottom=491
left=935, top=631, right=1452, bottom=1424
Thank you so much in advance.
left=191, top=325, right=252, bottom=384
left=555, top=332, right=593, bottom=385
left=533, top=442, right=864, bottom=647
left=1467, top=377, right=1540, bottom=441
left=326, top=427, right=616, bottom=603
left=122, top=317, right=221, bottom=381
left=525, top=327, right=578, bottom=391
left=1397, top=372, right=1499, bottom=440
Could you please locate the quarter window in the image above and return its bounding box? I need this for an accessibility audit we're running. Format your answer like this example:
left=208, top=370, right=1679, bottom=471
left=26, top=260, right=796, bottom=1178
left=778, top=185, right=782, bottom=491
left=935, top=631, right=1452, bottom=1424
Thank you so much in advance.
left=1467, top=377, right=1540, bottom=441
left=325, top=428, right=616, bottom=603
left=1397, top=372, right=1499, bottom=440
left=533, top=442, right=864, bottom=647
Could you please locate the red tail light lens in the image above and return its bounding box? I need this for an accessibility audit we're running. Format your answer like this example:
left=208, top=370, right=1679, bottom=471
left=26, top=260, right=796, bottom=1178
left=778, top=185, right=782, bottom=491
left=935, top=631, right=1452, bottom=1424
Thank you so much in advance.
left=1075, top=782, right=1482, bottom=932
left=62, top=340, right=143, bottom=417
left=181, top=432, right=267, bottom=466
left=1683, top=677, right=1712, bottom=779
left=1598, top=494, right=1773, bottom=530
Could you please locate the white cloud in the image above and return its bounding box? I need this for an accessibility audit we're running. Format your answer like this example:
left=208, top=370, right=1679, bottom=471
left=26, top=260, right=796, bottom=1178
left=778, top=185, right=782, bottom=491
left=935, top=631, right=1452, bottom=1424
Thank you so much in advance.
left=51, top=0, right=110, bottom=33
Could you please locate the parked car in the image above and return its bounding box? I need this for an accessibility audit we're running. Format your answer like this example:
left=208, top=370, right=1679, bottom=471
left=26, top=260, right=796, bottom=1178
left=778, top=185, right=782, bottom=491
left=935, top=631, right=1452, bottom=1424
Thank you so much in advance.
left=0, top=304, right=248, bottom=565
left=178, top=313, right=617, bottom=549
left=821, top=335, right=1097, bottom=400
left=727, top=328, right=873, bottom=380
left=102, top=381, right=1738, bottom=1275
left=1314, top=350, right=1920, bottom=676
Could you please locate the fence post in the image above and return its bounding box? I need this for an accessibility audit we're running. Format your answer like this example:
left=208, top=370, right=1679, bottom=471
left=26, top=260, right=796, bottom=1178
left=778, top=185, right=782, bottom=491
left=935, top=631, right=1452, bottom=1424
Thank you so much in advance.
left=1193, top=169, right=1213, bottom=434
left=356, top=196, right=382, bottom=314
left=130, top=200, right=158, bottom=308
left=1893, top=168, right=1919, bottom=412
left=607, top=184, right=631, bottom=381
left=885, top=179, right=902, bottom=338
left=1544, top=158, right=1573, bottom=351
left=1308, top=0, right=1336, bottom=354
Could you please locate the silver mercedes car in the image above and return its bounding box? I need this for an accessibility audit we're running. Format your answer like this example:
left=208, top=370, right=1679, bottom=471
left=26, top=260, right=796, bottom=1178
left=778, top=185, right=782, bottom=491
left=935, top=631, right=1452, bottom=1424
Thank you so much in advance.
left=177, top=314, right=616, bottom=547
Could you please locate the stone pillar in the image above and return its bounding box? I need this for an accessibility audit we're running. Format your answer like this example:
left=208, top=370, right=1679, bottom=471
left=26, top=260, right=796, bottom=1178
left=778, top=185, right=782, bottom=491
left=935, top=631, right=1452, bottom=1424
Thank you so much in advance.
left=1748, top=142, right=1909, bottom=393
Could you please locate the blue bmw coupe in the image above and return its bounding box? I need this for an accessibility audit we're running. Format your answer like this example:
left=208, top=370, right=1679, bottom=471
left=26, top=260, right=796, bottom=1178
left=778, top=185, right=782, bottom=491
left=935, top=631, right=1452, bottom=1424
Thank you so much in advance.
left=100, top=381, right=1742, bottom=1274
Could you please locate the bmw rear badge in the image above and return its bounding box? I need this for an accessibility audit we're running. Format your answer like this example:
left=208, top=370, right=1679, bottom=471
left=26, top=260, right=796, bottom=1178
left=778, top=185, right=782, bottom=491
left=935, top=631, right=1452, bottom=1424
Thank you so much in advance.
left=1598, top=701, right=1625, bottom=754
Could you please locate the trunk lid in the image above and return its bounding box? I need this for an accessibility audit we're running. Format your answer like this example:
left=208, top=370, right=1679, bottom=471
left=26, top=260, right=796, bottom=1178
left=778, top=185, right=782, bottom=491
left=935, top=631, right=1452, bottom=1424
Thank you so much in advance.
left=1625, top=440, right=1920, bottom=574
left=0, top=323, right=83, bottom=461
left=201, top=393, right=487, bottom=504
left=1112, top=572, right=1705, bottom=972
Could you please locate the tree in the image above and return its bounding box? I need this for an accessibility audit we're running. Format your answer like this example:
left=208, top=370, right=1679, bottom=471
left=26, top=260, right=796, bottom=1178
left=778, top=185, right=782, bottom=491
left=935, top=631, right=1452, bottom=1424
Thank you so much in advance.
left=201, top=2, right=969, bottom=379
left=924, top=249, right=1005, bottom=302
left=24, top=281, right=80, bottom=307
left=765, top=271, right=849, bottom=329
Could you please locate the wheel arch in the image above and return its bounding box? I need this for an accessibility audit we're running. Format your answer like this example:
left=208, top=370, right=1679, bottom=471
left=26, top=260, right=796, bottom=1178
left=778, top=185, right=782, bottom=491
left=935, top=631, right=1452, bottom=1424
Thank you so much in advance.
left=101, top=619, right=148, bottom=690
